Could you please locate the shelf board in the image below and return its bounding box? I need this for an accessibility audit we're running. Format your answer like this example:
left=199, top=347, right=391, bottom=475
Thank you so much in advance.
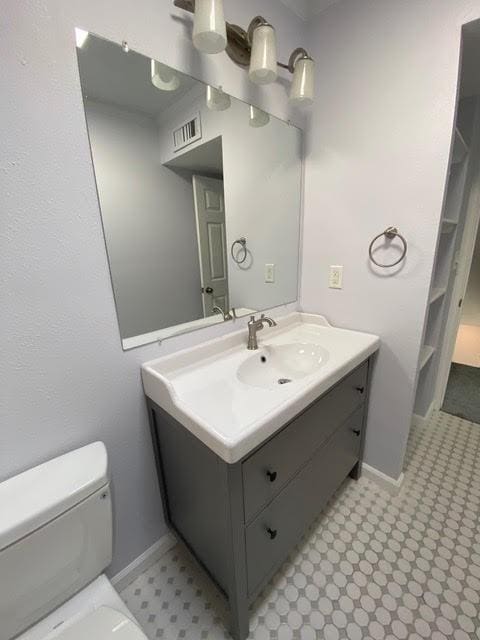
left=452, top=127, right=469, bottom=164
left=441, top=218, right=458, bottom=233
left=429, top=287, right=447, bottom=304
left=419, top=345, right=436, bottom=371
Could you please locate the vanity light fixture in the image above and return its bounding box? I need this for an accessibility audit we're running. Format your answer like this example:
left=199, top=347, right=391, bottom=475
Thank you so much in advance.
left=289, top=48, right=314, bottom=105
left=248, top=18, right=277, bottom=85
left=206, top=85, right=231, bottom=111
left=151, top=60, right=181, bottom=91
left=173, top=0, right=315, bottom=105
left=192, top=0, right=227, bottom=54
left=75, top=28, right=89, bottom=49
left=249, top=105, right=270, bottom=127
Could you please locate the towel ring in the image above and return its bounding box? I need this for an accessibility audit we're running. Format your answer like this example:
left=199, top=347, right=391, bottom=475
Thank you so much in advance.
left=231, top=237, right=247, bottom=264
left=368, top=227, right=407, bottom=268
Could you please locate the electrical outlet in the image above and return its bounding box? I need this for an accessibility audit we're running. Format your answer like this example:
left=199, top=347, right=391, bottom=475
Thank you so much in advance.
left=265, top=263, right=275, bottom=283
left=329, top=265, right=343, bottom=289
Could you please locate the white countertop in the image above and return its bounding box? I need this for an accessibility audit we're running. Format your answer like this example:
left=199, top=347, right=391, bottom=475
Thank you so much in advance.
left=141, top=313, right=380, bottom=463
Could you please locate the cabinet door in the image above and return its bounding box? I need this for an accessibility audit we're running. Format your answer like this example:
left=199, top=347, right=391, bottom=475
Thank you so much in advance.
left=245, top=407, right=363, bottom=596
left=242, top=362, right=367, bottom=522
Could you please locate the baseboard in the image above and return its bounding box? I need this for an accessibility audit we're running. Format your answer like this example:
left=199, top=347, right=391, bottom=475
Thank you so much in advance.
left=412, top=402, right=435, bottom=427
left=361, top=462, right=405, bottom=496
left=112, top=532, right=177, bottom=592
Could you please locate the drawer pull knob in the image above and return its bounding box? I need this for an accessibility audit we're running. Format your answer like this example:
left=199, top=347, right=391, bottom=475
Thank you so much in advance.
left=266, top=527, right=277, bottom=540
left=356, top=386, right=365, bottom=394
left=353, top=429, right=361, bottom=436
left=266, top=470, right=277, bottom=482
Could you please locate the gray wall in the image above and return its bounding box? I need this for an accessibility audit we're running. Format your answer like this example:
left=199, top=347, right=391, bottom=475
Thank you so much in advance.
left=1, top=0, right=305, bottom=576
left=85, top=100, right=203, bottom=338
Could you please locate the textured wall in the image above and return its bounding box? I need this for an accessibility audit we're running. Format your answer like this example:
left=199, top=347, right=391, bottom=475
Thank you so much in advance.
left=301, top=0, right=480, bottom=480
left=1, top=0, right=304, bottom=575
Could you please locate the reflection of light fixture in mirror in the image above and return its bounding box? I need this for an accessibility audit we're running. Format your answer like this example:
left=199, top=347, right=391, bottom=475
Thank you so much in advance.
left=289, top=50, right=315, bottom=106
left=206, top=86, right=231, bottom=111
left=249, top=106, right=270, bottom=128
left=248, top=20, right=277, bottom=85
left=192, top=0, right=227, bottom=54
left=151, top=60, right=180, bottom=91
left=173, top=2, right=315, bottom=105
left=75, top=28, right=89, bottom=48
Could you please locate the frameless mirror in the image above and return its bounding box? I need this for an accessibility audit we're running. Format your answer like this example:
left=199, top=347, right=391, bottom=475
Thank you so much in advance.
left=76, top=32, right=302, bottom=349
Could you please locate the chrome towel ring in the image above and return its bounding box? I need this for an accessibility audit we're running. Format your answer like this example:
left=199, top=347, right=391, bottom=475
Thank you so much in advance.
left=368, top=227, right=407, bottom=268
left=231, top=237, right=248, bottom=264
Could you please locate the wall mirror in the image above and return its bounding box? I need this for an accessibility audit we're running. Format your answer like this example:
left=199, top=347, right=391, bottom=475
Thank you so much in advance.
left=76, top=32, right=302, bottom=349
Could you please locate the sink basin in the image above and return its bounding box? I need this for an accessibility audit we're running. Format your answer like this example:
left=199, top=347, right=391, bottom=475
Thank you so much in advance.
left=237, top=343, right=329, bottom=389
left=141, top=312, right=380, bottom=463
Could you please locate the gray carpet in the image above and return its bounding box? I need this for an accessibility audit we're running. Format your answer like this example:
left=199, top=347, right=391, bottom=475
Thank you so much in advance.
left=442, top=362, right=480, bottom=424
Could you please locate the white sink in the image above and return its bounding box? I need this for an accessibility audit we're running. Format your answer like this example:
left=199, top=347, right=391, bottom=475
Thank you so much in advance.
left=142, top=312, right=379, bottom=463
left=237, top=343, right=329, bottom=389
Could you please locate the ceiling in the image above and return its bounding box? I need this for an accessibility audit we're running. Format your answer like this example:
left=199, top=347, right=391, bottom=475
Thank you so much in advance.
left=77, top=34, right=199, bottom=117
left=279, top=0, right=341, bottom=20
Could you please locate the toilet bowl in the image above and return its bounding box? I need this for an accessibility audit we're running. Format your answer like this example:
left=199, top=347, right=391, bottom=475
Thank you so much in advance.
left=0, top=443, right=149, bottom=640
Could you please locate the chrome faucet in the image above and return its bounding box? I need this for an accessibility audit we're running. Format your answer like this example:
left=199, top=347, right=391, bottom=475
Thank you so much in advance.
left=247, top=314, right=277, bottom=350
left=213, top=305, right=233, bottom=321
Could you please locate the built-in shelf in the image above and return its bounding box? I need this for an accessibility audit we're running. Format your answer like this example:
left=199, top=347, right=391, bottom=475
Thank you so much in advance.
left=418, top=345, right=435, bottom=371
left=413, top=110, right=473, bottom=423
left=452, top=127, right=469, bottom=164
left=441, top=218, right=458, bottom=233
left=428, top=287, right=447, bottom=304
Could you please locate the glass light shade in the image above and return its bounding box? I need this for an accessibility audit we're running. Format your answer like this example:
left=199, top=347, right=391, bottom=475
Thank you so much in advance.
left=206, top=85, right=231, bottom=111
left=151, top=60, right=180, bottom=91
left=249, top=105, right=270, bottom=127
left=289, top=57, right=315, bottom=106
left=248, top=24, right=277, bottom=85
left=192, top=0, right=227, bottom=54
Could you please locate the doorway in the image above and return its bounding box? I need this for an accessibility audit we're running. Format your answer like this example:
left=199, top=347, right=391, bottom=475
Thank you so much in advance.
left=442, top=223, right=480, bottom=422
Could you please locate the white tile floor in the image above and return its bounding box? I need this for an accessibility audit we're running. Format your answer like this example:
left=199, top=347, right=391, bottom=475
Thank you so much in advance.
left=121, top=411, right=480, bottom=639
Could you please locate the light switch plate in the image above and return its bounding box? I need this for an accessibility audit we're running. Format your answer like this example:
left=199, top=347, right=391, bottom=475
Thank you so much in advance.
left=265, top=264, right=275, bottom=283
left=329, top=265, right=343, bottom=289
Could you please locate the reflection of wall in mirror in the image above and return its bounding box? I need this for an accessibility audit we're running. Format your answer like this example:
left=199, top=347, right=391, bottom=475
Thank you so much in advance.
left=157, top=89, right=302, bottom=313
left=85, top=99, right=204, bottom=339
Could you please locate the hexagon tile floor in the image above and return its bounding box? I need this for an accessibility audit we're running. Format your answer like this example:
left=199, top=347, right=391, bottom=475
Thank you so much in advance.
left=120, top=410, right=480, bottom=639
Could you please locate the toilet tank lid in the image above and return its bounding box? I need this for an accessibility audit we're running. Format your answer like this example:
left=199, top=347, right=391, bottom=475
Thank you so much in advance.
left=0, top=442, right=108, bottom=551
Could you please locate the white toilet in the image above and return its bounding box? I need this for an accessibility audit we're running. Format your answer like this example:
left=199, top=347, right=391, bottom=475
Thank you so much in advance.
left=0, top=442, right=149, bottom=640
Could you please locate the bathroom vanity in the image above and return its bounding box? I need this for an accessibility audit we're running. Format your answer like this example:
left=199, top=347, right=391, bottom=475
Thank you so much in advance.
left=142, top=313, right=379, bottom=640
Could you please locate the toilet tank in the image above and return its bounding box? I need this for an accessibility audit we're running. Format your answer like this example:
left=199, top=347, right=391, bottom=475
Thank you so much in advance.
left=0, top=442, right=112, bottom=640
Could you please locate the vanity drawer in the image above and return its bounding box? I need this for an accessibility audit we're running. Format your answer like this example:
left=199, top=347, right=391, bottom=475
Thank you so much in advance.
left=242, top=362, right=367, bottom=522
left=245, top=407, right=363, bottom=596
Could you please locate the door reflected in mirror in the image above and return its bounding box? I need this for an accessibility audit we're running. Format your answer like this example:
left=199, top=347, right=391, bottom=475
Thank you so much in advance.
left=76, top=32, right=302, bottom=349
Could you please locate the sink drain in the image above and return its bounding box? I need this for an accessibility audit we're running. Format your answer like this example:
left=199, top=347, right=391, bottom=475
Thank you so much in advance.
left=278, top=378, right=292, bottom=385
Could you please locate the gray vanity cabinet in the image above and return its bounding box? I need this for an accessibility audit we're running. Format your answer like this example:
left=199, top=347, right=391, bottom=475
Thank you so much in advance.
left=147, top=358, right=372, bottom=640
